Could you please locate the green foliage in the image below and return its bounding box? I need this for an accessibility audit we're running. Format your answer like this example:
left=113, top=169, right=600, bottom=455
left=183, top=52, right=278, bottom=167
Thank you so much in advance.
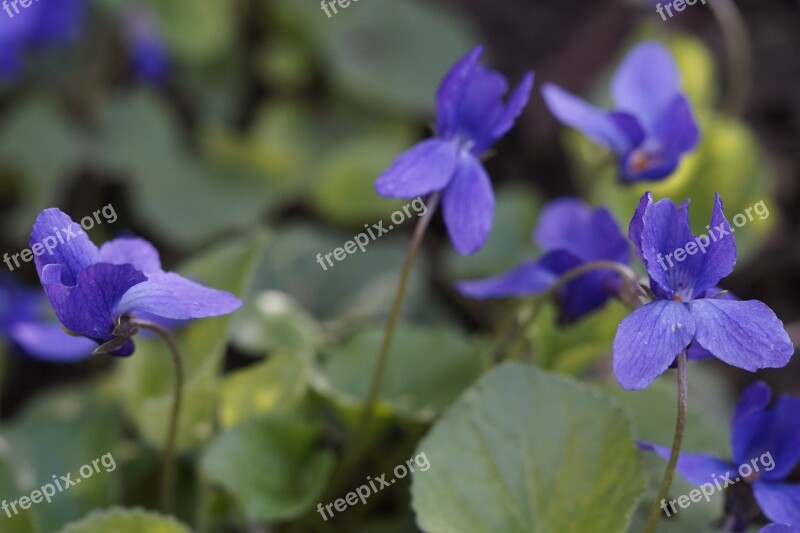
left=201, top=415, right=335, bottom=522
left=58, top=507, right=191, bottom=533
left=412, top=363, right=645, bottom=533
left=315, top=324, right=486, bottom=422
left=0, top=384, right=122, bottom=532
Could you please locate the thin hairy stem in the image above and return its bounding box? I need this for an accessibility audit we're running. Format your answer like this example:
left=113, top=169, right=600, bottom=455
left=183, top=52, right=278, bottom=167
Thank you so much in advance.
left=645, top=351, right=688, bottom=533
left=131, top=318, right=184, bottom=514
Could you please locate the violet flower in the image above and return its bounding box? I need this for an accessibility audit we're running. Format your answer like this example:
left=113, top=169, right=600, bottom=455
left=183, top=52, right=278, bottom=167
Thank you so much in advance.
left=375, top=46, right=534, bottom=255
left=456, top=198, right=630, bottom=322
left=640, top=382, right=800, bottom=530
left=123, top=6, right=170, bottom=84
left=613, top=192, right=793, bottom=390
left=30, top=208, right=241, bottom=356
left=542, top=41, right=699, bottom=182
left=0, top=0, right=87, bottom=80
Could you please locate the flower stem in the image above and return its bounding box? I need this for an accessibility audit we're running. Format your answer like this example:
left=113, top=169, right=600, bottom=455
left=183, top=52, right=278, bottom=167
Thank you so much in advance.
left=339, top=192, right=440, bottom=476
left=644, top=350, right=688, bottom=533
left=708, top=0, right=753, bottom=116
left=131, top=318, right=184, bottom=515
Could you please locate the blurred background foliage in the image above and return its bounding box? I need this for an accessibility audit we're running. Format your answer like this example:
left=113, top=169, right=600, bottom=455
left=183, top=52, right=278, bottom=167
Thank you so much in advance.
left=0, top=0, right=797, bottom=531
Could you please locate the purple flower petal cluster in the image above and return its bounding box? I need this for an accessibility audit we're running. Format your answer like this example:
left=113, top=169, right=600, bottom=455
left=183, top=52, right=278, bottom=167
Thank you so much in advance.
left=613, top=192, right=794, bottom=390
left=542, top=41, right=699, bottom=183
left=641, top=382, right=800, bottom=529
left=30, top=208, right=241, bottom=356
left=456, top=198, right=629, bottom=322
left=375, top=46, right=534, bottom=255
left=0, top=0, right=87, bottom=80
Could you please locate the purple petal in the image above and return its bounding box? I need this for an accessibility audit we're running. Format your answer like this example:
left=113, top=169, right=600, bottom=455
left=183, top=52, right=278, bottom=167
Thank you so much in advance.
left=638, top=441, right=735, bottom=486
left=686, top=340, right=714, bottom=361
left=687, top=298, right=794, bottom=372
left=436, top=46, right=483, bottom=140
left=41, top=263, right=147, bottom=340
left=534, top=198, right=629, bottom=264
left=115, top=272, right=242, bottom=320
left=612, top=300, right=695, bottom=390
left=753, top=482, right=800, bottom=526
left=652, top=94, right=700, bottom=157
left=733, top=381, right=772, bottom=423
left=611, top=41, right=681, bottom=132
left=445, top=64, right=509, bottom=153
left=30, top=208, right=99, bottom=286
left=375, top=139, right=458, bottom=199
left=28, top=0, right=87, bottom=45
left=442, top=154, right=495, bottom=255
left=489, top=71, right=535, bottom=140
left=692, top=193, right=737, bottom=295
left=761, top=525, right=800, bottom=533
left=9, top=321, right=96, bottom=363
left=628, top=192, right=653, bottom=262
left=99, top=237, right=162, bottom=273
left=542, top=83, right=644, bottom=155
left=558, top=269, right=620, bottom=322
left=124, top=6, right=170, bottom=85
left=639, top=197, right=706, bottom=300
left=731, top=383, right=800, bottom=480
left=456, top=254, right=568, bottom=300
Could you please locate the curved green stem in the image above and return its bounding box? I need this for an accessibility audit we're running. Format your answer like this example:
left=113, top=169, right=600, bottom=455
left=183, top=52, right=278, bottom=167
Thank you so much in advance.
left=708, top=0, right=753, bottom=116
left=332, top=192, right=441, bottom=485
left=546, top=260, right=640, bottom=297
left=357, top=192, right=440, bottom=434
left=131, top=318, right=184, bottom=515
left=645, top=351, right=688, bottom=533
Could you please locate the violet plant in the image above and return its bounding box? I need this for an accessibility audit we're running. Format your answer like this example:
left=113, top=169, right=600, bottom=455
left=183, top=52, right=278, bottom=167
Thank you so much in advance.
left=1, top=1, right=797, bottom=531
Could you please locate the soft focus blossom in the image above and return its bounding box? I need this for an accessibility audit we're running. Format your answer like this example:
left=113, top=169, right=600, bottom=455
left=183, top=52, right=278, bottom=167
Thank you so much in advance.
left=375, top=46, right=534, bottom=254
left=31, top=208, right=241, bottom=356
left=457, top=198, right=629, bottom=321
left=543, top=41, right=699, bottom=183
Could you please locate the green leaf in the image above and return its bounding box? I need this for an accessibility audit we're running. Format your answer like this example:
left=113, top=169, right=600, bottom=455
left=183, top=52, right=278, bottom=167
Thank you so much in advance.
left=117, top=231, right=268, bottom=450
left=96, top=91, right=274, bottom=249
left=145, top=0, right=234, bottom=63
left=310, top=134, right=412, bottom=227
left=0, top=100, right=83, bottom=240
left=230, top=290, right=324, bottom=358
left=412, top=363, right=645, bottom=533
left=534, top=299, right=630, bottom=374
left=252, top=224, right=431, bottom=323
left=57, top=507, right=191, bottom=533
left=316, top=324, right=485, bottom=422
left=218, top=353, right=311, bottom=429
left=201, top=415, right=335, bottom=522
left=0, top=384, right=122, bottom=532
left=317, top=0, right=476, bottom=115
